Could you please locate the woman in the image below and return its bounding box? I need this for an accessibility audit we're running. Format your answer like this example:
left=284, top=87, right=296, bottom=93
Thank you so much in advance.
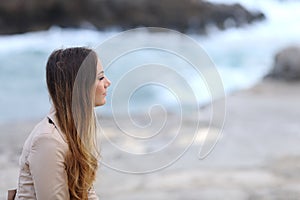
left=15, top=47, right=111, bottom=200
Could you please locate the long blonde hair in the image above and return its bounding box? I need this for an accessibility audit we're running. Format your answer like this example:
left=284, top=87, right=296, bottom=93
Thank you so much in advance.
left=46, top=47, right=98, bottom=200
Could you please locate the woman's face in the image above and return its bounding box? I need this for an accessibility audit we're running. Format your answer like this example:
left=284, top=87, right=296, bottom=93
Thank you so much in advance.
left=94, top=60, right=111, bottom=107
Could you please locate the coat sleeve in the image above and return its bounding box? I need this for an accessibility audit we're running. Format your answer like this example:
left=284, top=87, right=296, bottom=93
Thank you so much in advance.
left=28, top=134, right=70, bottom=200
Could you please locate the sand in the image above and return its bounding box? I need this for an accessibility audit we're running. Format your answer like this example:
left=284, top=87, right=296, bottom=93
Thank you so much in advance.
left=1, top=79, right=300, bottom=200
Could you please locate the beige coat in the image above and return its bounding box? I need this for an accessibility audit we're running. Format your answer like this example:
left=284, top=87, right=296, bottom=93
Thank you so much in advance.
left=15, top=107, right=99, bottom=200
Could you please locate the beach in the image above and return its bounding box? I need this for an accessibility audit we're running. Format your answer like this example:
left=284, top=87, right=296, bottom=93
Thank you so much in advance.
left=1, top=79, right=300, bottom=200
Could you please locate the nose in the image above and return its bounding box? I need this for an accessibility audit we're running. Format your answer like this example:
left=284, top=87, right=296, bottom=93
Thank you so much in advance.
left=104, top=77, right=111, bottom=88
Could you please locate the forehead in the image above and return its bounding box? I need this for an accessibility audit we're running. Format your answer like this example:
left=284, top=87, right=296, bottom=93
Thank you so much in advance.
left=97, top=59, right=103, bottom=73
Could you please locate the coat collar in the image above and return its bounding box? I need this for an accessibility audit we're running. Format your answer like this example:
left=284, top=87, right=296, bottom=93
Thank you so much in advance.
left=47, top=105, right=68, bottom=143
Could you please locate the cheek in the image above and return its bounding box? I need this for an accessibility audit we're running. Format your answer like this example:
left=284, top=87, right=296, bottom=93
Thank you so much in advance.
left=96, top=82, right=104, bottom=94
left=94, top=82, right=106, bottom=106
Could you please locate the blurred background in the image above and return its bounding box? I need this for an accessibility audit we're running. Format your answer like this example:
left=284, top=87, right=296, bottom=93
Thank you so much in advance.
left=0, top=0, right=299, bottom=122
left=1, top=0, right=300, bottom=199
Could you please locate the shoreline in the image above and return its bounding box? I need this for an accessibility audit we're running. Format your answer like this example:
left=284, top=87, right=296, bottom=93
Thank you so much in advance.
left=1, top=79, right=300, bottom=199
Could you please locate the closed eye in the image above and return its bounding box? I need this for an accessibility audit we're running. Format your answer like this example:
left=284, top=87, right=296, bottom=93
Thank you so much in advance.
left=99, top=77, right=105, bottom=81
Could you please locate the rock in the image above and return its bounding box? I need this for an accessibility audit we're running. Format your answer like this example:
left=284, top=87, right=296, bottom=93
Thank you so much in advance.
left=0, top=0, right=265, bottom=35
left=267, top=46, right=300, bottom=81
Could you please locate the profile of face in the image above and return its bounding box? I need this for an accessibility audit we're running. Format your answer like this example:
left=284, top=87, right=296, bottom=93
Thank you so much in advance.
left=94, top=59, right=111, bottom=107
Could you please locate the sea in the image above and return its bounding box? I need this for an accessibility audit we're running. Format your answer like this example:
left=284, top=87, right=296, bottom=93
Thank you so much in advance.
left=0, top=0, right=300, bottom=124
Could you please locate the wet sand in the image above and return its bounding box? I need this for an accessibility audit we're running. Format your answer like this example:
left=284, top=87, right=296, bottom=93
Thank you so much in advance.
left=1, top=79, right=300, bottom=200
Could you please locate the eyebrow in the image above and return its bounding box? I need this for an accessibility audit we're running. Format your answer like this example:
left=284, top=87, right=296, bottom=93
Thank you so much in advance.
left=97, top=71, right=104, bottom=75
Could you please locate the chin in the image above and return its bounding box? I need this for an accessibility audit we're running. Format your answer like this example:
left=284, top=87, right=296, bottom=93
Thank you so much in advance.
left=95, top=100, right=106, bottom=107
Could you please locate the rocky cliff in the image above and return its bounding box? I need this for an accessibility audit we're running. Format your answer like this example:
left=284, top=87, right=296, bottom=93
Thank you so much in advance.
left=0, top=0, right=265, bottom=34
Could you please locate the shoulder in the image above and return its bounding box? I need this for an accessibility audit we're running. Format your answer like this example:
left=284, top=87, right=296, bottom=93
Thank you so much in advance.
left=25, top=117, right=68, bottom=156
